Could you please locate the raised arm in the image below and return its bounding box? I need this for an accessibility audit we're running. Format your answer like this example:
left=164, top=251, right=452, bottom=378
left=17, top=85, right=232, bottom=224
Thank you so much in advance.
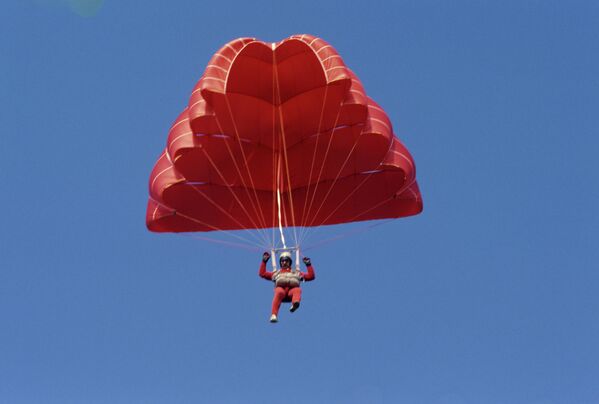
left=302, top=257, right=316, bottom=281
left=259, top=252, right=274, bottom=280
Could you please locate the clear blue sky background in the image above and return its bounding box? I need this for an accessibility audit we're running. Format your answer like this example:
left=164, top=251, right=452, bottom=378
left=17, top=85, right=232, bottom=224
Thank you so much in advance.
left=2, top=1, right=598, bottom=403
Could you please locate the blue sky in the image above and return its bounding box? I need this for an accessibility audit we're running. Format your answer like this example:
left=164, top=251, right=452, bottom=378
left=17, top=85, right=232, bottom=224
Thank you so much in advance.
left=2, top=1, right=598, bottom=403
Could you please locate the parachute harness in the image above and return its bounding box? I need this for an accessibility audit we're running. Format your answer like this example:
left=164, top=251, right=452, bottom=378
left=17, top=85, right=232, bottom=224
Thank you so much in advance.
left=275, top=150, right=287, bottom=250
left=270, top=247, right=301, bottom=272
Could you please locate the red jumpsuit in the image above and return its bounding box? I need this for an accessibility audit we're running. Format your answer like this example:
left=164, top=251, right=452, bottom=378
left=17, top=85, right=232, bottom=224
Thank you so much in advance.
left=259, top=261, right=315, bottom=316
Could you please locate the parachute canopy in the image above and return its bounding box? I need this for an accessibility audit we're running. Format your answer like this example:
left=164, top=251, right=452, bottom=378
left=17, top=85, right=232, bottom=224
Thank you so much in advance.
left=147, top=34, right=422, bottom=234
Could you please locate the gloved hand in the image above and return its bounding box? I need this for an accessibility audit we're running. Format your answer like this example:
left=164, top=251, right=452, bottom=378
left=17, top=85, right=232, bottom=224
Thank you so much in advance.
left=303, top=257, right=312, bottom=266
left=262, top=252, right=271, bottom=263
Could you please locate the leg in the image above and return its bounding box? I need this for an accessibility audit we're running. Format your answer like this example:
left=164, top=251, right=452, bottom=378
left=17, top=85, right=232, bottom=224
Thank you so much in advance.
left=289, top=287, right=302, bottom=303
left=271, top=287, right=286, bottom=316
left=289, top=287, right=302, bottom=313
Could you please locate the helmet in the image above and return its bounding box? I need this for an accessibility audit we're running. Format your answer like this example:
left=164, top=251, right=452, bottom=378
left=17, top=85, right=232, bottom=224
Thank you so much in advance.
left=279, top=251, right=292, bottom=264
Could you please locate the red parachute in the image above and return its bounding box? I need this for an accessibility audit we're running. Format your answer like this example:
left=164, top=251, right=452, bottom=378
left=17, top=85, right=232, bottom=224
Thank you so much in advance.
left=146, top=34, right=422, bottom=241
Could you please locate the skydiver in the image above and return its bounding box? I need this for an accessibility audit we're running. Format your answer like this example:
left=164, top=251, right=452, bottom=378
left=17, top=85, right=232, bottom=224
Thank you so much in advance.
left=259, top=251, right=315, bottom=323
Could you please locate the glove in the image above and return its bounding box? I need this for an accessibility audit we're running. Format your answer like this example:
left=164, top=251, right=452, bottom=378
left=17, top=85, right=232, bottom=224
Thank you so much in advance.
left=303, top=257, right=312, bottom=266
left=262, top=252, right=271, bottom=263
